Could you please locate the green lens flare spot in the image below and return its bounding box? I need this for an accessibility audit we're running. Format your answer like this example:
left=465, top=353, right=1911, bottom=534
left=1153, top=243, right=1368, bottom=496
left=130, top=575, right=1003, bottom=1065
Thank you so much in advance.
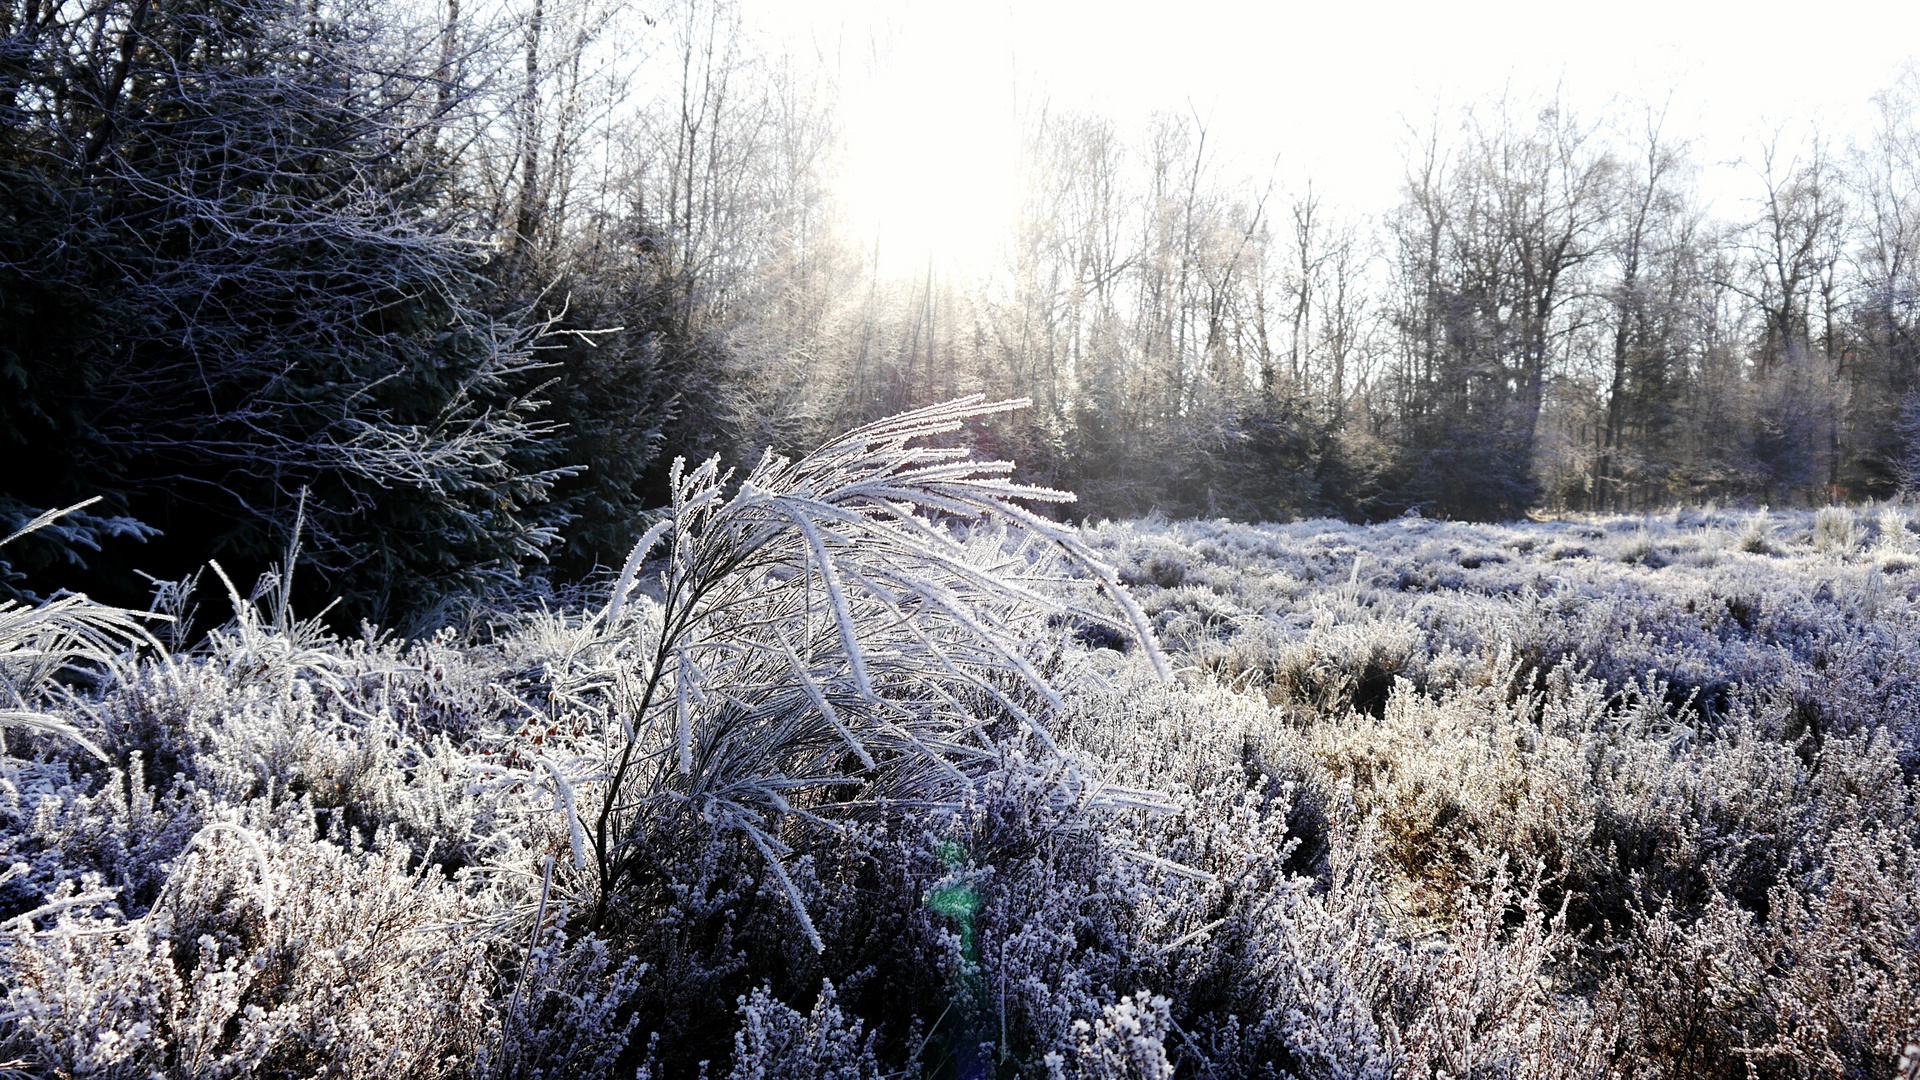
left=924, top=880, right=979, bottom=921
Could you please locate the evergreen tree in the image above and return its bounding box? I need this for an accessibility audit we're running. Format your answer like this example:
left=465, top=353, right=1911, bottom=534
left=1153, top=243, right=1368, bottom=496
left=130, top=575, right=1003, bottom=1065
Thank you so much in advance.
left=0, top=0, right=563, bottom=621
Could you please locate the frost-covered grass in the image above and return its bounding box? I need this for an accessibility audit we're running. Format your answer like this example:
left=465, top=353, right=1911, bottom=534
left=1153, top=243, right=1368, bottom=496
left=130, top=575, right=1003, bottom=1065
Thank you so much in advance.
left=1, top=464, right=1916, bottom=1077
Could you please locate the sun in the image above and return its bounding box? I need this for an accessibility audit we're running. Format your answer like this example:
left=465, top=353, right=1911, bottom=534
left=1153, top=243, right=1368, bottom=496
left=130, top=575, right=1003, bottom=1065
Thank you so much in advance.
left=832, top=6, right=1021, bottom=281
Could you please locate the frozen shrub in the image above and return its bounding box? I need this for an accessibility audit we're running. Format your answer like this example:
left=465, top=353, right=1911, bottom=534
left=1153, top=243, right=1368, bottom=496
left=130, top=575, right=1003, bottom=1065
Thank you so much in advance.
left=0, top=753, right=207, bottom=921
left=1071, top=508, right=1920, bottom=1076
left=1142, top=584, right=1248, bottom=654
left=0, top=824, right=496, bottom=1078
left=1738, top=510, right=1774, bottom=553
left=1242, top=612, right=1423, bottom=719
left=1050, top=994, right=1175, bottom=1080
left=1187, top=822, right=1402, bottom=1080
left=1813, top=505, right=1859, bottom=555
left=1400, top=860, right=1609, bottom=1080
left=1618, top=528, right=1661, bottom=566
left=551, top=396, right=1166, bottom=938
left=1307, top=663, right=1601, bottom=915
left=725, top=981, right=881, bottom=1080
left=487, top=922, right=646, bottom=1080
left=1113, top=533, right=1194, bottom=590
left=1603, top=824, right=1920, bottom=1080
left=1737, top=823, right=1920, bottom=1075
left=1880, top=507, right=1917, bottom=551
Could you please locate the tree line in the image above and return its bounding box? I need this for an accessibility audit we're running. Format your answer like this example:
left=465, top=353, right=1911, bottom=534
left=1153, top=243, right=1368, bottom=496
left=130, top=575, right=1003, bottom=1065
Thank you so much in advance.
left=5, top=0, right=1919, bottom=624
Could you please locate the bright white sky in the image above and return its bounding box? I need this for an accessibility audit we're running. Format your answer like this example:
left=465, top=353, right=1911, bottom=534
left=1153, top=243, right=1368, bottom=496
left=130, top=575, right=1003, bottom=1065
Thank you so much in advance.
left=740, top=0, right=1920, bottom=278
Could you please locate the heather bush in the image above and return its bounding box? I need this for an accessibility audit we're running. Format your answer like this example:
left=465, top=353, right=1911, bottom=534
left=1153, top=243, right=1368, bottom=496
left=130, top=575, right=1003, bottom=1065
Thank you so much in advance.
left=722, top=981, right=881, bottom=1080
left=2, top=821, right=494, bottom=1079
left=1738, top=510, right=1775, bottom=553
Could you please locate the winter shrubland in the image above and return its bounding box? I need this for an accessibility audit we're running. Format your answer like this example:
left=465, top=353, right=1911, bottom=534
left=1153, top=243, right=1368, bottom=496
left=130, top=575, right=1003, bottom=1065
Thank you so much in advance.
left=2, top=413, right=1918, bottom=1077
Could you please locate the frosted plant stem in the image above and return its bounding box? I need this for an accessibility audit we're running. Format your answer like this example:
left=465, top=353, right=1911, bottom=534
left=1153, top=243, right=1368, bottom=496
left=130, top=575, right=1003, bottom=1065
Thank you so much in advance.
left=497, top=853, right=554, bottom=1079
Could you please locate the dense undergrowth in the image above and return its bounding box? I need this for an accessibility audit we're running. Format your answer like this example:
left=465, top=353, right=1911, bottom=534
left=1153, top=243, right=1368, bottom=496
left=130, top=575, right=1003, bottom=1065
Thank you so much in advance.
left=1, top=410, right=1916, bottom=1078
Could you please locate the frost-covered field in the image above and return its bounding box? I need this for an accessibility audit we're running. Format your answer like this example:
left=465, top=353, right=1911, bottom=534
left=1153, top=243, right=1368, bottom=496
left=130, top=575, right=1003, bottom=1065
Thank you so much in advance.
left=1, top=490, right=1916, bottom=1077
left=1083, top=506, right=1920, bottom=1072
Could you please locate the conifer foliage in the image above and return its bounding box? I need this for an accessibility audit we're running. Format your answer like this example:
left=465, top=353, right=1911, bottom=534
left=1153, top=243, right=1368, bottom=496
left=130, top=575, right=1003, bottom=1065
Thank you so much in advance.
left=0, top=0, right=561, bottom=618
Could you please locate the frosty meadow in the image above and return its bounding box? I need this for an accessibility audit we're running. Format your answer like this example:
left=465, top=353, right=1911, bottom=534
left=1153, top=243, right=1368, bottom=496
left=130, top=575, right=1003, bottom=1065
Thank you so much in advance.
left=0, top=397, right=1915, bottom=1078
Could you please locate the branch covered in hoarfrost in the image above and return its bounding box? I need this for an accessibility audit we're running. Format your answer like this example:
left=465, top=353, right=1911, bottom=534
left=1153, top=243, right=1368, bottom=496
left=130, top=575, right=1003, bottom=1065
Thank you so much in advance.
left=578, top=395, right=1169, bottom=938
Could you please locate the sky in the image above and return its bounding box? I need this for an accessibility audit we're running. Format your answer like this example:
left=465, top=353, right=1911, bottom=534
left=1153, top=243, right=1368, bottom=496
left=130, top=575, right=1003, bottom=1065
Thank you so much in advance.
left=738, top=0, right=1920, bottom=277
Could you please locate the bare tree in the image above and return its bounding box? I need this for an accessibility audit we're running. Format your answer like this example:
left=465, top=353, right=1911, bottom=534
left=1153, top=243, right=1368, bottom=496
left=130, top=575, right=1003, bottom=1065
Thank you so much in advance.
left=1591, top=107, right=1701, bottom=509
left=1852, top=65, right=1920, bottom=493
left=1385, top=95, right=1616, bottom=517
